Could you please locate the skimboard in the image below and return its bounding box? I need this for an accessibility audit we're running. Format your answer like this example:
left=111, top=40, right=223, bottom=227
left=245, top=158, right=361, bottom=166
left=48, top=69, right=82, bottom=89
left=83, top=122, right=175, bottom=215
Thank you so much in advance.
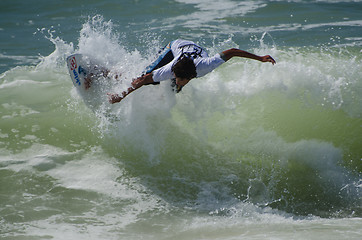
left=66, top=54, right=114, bottom=108
left=66, top=54, right=89, bottom=94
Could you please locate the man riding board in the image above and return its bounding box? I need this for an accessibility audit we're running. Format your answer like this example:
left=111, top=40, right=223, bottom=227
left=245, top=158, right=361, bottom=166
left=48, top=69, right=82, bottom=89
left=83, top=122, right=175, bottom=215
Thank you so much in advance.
left=108, top=39, right=276, bottom=104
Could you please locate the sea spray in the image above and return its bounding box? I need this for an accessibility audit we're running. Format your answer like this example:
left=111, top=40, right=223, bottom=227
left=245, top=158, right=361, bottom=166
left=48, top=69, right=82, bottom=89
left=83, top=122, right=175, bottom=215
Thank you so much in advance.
left=4, top=15, right=359, bottom=219
left=1, top=0, right=362, bottom=238
left=52, top=16, right=361, bottom=217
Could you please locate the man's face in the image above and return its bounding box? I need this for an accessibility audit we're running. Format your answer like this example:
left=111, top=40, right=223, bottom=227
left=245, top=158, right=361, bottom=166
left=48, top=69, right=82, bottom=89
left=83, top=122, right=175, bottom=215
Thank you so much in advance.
left=175, top=77, right=191, bottom=87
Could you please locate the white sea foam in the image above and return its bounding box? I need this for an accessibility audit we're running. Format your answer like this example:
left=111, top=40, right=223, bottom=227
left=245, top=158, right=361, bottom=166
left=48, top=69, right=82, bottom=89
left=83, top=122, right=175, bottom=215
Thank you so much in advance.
left=0, top=79, right=50, bottom=89
left=1, top=8, right=361, bottom=240
left=173, top=0, right=265, bottom=28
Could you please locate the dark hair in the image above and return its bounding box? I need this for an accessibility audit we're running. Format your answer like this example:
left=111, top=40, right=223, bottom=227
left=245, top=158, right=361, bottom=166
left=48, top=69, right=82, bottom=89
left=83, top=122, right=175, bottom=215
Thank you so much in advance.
left=171, top=57, right=197, bottom=79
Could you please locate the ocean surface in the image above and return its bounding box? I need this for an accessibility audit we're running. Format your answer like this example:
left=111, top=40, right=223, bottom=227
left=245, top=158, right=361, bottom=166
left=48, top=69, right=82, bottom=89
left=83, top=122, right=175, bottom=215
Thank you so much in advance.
left=1, top=0, right=361, bottom=239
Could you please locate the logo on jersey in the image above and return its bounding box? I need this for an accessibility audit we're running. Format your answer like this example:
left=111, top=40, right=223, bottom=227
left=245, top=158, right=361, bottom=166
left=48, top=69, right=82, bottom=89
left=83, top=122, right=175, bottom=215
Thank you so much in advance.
left=179, top=44, right=203, bottom=59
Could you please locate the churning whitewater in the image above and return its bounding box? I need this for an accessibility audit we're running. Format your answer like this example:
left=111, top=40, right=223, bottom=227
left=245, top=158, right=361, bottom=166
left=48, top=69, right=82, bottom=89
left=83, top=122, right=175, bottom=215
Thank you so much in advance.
left=0, top=1, right=361, bottom=240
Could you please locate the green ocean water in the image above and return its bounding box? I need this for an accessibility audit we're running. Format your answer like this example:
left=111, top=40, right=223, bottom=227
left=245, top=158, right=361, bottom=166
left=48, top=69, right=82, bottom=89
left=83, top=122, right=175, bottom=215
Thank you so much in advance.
left=1, top=0, right=361, bottom=239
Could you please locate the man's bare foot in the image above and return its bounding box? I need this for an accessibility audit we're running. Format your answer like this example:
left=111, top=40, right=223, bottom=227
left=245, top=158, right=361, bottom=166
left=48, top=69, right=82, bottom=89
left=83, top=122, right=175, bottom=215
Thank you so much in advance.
left=84, top=73, right=94, bottom=90
left=84, top=70, right=122, bottom=90
left=99, top=68, right=121, bottom=80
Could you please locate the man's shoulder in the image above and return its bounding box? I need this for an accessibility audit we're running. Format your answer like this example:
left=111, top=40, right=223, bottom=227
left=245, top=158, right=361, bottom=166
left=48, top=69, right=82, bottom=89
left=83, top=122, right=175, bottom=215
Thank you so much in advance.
left=172, top=39, right=196, bottom=48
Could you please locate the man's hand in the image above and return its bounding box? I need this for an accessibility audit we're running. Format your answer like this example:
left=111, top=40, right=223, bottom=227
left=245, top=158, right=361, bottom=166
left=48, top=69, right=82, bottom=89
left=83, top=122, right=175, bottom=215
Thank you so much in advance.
left=132, top=73, right=154, bottom=88
left=107, top=93, right=122, bottom=104
left=260, top=55, right=276, bottom=65
left=107, top=87, right=134, bottom=104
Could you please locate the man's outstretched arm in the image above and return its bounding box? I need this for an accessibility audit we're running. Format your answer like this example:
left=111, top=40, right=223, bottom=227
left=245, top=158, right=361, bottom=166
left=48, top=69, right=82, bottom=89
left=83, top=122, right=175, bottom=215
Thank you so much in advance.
left=108, top=73, right=154, bottom=104
left=221, top=48, right=276, bottom=65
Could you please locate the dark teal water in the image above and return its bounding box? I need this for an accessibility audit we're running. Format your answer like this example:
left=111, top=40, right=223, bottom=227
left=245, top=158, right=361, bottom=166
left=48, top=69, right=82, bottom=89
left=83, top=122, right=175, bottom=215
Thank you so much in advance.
left=0, top=1, right=361, bottom=239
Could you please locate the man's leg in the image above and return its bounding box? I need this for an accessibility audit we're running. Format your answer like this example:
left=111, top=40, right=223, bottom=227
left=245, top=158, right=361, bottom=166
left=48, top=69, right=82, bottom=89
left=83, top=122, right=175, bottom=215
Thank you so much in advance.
left=145, top=41, right=174, bottom=74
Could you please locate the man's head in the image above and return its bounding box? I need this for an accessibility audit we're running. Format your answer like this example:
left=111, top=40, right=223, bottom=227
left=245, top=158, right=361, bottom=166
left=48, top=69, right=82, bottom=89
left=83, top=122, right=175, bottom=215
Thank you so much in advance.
left=172, top=56, right=197, bottom=81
